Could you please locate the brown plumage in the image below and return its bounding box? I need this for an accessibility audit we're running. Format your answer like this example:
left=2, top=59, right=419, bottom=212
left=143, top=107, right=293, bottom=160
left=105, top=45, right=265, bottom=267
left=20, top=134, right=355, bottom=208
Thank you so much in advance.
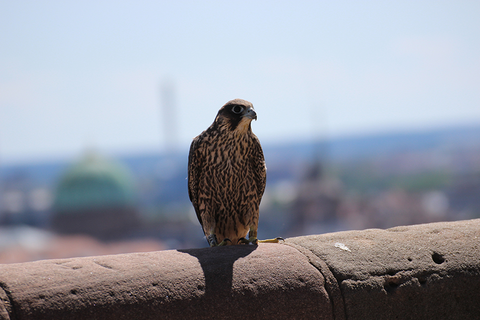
left=188, top=99, right=266, bottom=246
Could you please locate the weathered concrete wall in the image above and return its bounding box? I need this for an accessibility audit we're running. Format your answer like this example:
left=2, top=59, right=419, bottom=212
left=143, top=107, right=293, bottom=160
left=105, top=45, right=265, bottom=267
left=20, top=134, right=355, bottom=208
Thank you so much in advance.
left=1, top=219, right=479, bottom=320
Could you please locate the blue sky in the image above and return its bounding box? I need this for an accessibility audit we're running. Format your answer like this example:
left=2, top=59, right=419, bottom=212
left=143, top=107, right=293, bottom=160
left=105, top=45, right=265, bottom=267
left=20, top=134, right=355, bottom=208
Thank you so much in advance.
left=1, top=1, right=479, bottom=163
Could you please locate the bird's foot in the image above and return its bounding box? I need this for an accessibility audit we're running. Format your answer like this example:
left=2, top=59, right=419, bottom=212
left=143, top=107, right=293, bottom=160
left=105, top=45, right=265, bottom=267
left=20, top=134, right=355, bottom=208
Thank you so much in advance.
left=207, top=234, right=218, bottom=247
left=258, top=237, right=285, bottom=243
left=237, top=237, right=257, bottom=245
left=218, top=238, right=232, bottom=246
left=207, top=235, right=232, bottom=246
left=238, top=236, right=284, bottom=245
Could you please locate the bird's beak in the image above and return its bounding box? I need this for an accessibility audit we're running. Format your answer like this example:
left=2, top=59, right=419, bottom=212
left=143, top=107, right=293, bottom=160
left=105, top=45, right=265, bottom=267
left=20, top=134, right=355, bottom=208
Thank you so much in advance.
left=244, top=108, right=257, bottom=121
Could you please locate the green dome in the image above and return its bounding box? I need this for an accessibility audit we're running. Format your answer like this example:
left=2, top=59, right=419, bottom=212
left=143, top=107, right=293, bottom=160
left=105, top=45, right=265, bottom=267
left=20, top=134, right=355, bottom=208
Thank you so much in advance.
left=54, top=152, right=135, bottom=212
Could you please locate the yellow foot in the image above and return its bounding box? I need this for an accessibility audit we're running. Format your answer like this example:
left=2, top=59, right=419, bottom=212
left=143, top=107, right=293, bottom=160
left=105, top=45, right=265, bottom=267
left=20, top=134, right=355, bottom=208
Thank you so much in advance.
left=258, top=237, right=284, bottom=243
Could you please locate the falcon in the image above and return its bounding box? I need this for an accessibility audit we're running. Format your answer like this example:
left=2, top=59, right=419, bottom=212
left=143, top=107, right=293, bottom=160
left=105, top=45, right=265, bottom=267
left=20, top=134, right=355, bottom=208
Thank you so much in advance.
left=188, top=99, right=278, bottom=246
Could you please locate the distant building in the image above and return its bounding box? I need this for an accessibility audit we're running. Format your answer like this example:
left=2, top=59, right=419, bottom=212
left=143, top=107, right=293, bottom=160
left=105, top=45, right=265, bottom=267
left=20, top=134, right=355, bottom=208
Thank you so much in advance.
left=51, top=151, right=139, bottom=240
left=290, top=160, right=343, bottom=235
left=0, top=170, right=53, bottom=227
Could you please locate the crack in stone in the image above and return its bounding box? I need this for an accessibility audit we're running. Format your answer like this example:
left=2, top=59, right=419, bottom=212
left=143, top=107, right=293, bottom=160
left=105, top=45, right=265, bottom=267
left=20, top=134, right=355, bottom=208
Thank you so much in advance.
left=93, top=260, right=114, bottom=270
left=0, top=281, right=16, bottom=320
left=283, top=242, right=347, bottom=320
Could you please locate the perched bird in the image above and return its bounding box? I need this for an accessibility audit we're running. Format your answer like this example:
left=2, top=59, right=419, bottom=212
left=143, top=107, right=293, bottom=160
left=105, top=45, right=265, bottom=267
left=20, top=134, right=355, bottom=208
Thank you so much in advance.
left=188, top=99, right=276, bottom=246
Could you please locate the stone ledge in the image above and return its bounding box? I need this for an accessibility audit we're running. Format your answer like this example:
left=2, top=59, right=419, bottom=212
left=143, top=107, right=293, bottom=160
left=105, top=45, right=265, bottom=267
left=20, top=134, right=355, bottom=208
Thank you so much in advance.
left=0, top=219, right=479, bottom=320
left=0, top=243, right=331, bottom=320
left=286, top=219, right=480, bottom=319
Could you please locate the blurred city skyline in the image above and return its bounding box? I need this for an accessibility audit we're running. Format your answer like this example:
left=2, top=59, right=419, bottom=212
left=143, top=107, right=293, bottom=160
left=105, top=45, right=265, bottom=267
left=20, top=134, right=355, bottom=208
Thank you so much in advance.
left=1, top=122, right=480, bottom=262
left=1, top=1, right=480, bottom=163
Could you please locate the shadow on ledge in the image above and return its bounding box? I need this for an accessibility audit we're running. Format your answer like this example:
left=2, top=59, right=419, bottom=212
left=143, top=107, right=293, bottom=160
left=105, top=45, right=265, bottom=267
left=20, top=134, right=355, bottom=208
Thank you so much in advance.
left=178, top=245, right=257, bottom=298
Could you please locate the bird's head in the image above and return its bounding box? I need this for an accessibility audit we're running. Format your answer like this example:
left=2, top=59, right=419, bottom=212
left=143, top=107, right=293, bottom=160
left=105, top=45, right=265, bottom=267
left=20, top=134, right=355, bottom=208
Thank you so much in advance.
left=214, top=99, right=257, bottom=134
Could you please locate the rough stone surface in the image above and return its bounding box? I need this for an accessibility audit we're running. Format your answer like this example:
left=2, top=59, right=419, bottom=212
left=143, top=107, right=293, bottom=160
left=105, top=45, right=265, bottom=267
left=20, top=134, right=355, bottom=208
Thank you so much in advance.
left=0, top=219, right=479, bottom=319
left=286, top=219, right=480, bottom=320
left=0, top=243, right=331, bottom=320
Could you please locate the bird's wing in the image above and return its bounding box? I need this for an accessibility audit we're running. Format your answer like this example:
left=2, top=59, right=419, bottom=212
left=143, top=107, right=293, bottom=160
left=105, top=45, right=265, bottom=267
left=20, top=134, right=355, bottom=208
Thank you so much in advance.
left=251, top=136, right=267, bottom=201
left=188, top=136, right=204, bottom=227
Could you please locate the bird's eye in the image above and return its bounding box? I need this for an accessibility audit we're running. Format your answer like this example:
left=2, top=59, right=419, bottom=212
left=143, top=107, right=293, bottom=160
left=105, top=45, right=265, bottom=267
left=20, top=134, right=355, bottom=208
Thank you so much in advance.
left=231, top=105, right=244, bottom=114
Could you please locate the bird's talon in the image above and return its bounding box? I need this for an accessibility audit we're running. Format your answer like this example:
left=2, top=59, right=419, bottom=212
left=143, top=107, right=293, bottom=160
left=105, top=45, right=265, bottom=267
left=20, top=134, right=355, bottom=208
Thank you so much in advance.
left=238, top=237, right=249, bottom=244
left=218, top=238, right=232, bottom=246
left=207, top=234, right=218, bottom=247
